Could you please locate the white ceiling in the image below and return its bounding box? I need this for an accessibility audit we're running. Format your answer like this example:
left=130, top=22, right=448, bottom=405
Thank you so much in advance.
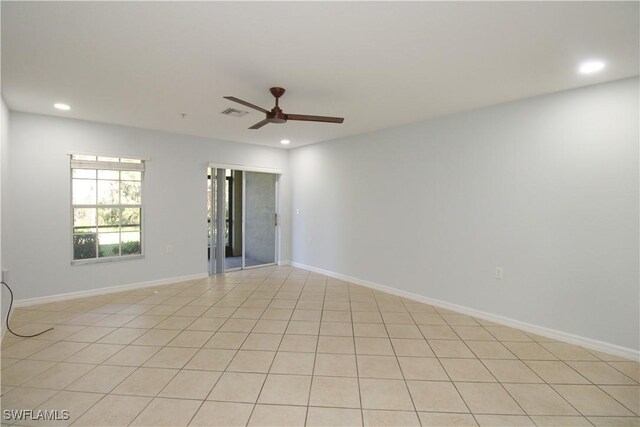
left=2, top=2, right=638, bottom=149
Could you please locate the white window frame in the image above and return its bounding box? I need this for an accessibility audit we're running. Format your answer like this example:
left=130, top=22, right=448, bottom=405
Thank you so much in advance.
left=70, top=155, right=146, bottom=265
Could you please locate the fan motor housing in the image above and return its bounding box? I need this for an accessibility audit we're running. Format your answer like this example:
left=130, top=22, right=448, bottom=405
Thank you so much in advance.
left=270, top=109, right=287, bottom=123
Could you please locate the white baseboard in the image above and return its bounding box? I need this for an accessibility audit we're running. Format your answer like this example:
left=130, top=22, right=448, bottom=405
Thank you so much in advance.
left=291, top=262, right=639, bottom=361
left=13, top=273, right=209, bottom=308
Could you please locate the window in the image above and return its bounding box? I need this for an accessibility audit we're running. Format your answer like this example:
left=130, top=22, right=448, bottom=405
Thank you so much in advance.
left=71, top=155, right=144, bottom=262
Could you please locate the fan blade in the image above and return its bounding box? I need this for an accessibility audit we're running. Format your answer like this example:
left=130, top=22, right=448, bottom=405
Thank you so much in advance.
left=224, top=96, right=270, bottom=114
left=249, top=118, right=272, bottom=129
left=286, top=114, right=344, bottom=124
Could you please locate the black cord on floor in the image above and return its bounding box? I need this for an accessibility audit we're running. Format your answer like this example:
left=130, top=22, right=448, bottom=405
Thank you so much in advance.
left=2, top=281, right=54, bottom=338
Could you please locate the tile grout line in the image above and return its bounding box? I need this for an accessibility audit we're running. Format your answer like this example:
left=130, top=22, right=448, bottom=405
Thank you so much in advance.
left=138, top=284, right=242, bottom=425
left=303, top=273, right=328, bottom=427
left=117, top=276, right=240, bottom=427
left=404, top=297, right=477, bottom=426
left=444, top=312, right=534, bottom=425
left=434, top=308, right=611, bottom=424
left=376, top=292, right=424, bottom=426
left=198, top=268, right=288, bottom=426
left=241, top=267, right=303, bottom=426
left=2, top=268, right=638, bottom=426
left=347, top=282, right=366, bottom=427
left=71, top=275, right=238, bottom=426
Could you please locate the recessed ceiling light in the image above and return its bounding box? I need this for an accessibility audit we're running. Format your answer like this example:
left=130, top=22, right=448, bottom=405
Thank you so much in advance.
left=280, top=139, right=290, bottom=145
left=54, top=103, right=71, bottom=111
left=579, top=60, right=605, bottom=74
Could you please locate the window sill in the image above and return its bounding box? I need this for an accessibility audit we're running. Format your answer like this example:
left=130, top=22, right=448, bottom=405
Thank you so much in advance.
left=71, top=254, right=144, bottom=266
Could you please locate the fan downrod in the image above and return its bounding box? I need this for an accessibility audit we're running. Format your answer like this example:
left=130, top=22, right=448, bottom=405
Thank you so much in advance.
left=269, top=87, right=287, bottom=122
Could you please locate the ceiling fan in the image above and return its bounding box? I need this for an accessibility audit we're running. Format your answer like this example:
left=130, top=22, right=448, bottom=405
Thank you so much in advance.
left=224, top=87, right=344, bottom=129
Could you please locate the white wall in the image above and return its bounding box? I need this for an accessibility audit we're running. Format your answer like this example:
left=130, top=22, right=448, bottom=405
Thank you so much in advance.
left=1, top=97, right=9, bottom=337
left=290, top=77, right=639, bottom=352
left=4, top=112, right=291, bottom=301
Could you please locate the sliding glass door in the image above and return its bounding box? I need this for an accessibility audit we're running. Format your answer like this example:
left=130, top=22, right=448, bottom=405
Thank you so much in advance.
left=208, top=167, right=278, bottom=274
left=244, top=171, right=277, bottom=268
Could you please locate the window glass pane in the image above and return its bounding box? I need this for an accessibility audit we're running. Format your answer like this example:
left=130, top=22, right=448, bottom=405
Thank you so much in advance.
left=73, top=179, right=96, bottom=205
left=74, top=234, right=97, bottom=259
left=121, top=232, right=141, bottom=255
left=98, top=208, right=120, bottom=231
left=72, top=154, right=96, bottom=161
left=121, top=181, right=141, bottom=204
left=97, top=180, right=119, bottom=204
left=98, top=170, right=119, bottom=180
left=121, top=207, right=140, bottom=226
left=73, top=169, right=96, bottom=179
left=98, top=233, right=120, bottom=257
left=74, top=208, right=97, bottom=233
left=121, top=171, right=142, bottom=181
left=121, top=211, right=141, bottom=231
left=72, top=156, right=144, bottom=262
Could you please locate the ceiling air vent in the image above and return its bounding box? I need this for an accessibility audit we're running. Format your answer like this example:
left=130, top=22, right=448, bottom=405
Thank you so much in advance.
left=220, top=108, right=249, bottom=117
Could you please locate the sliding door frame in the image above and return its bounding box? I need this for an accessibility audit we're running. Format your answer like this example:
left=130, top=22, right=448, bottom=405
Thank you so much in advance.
left=208, top=163, right=283, bottom=275
left=242, top=173, right=246, bottom=270
left=208, top=167, right=227, bottom=276
left=215, top=168, right=226, bottom=274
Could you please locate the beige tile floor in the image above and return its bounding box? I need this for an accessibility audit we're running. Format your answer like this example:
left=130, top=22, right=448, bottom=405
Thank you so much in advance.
left=1, top=266, right=638, bottom=427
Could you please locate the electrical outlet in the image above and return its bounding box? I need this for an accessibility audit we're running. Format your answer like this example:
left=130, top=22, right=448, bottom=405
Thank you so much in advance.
left=495, top=267, right=504, bottom=279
